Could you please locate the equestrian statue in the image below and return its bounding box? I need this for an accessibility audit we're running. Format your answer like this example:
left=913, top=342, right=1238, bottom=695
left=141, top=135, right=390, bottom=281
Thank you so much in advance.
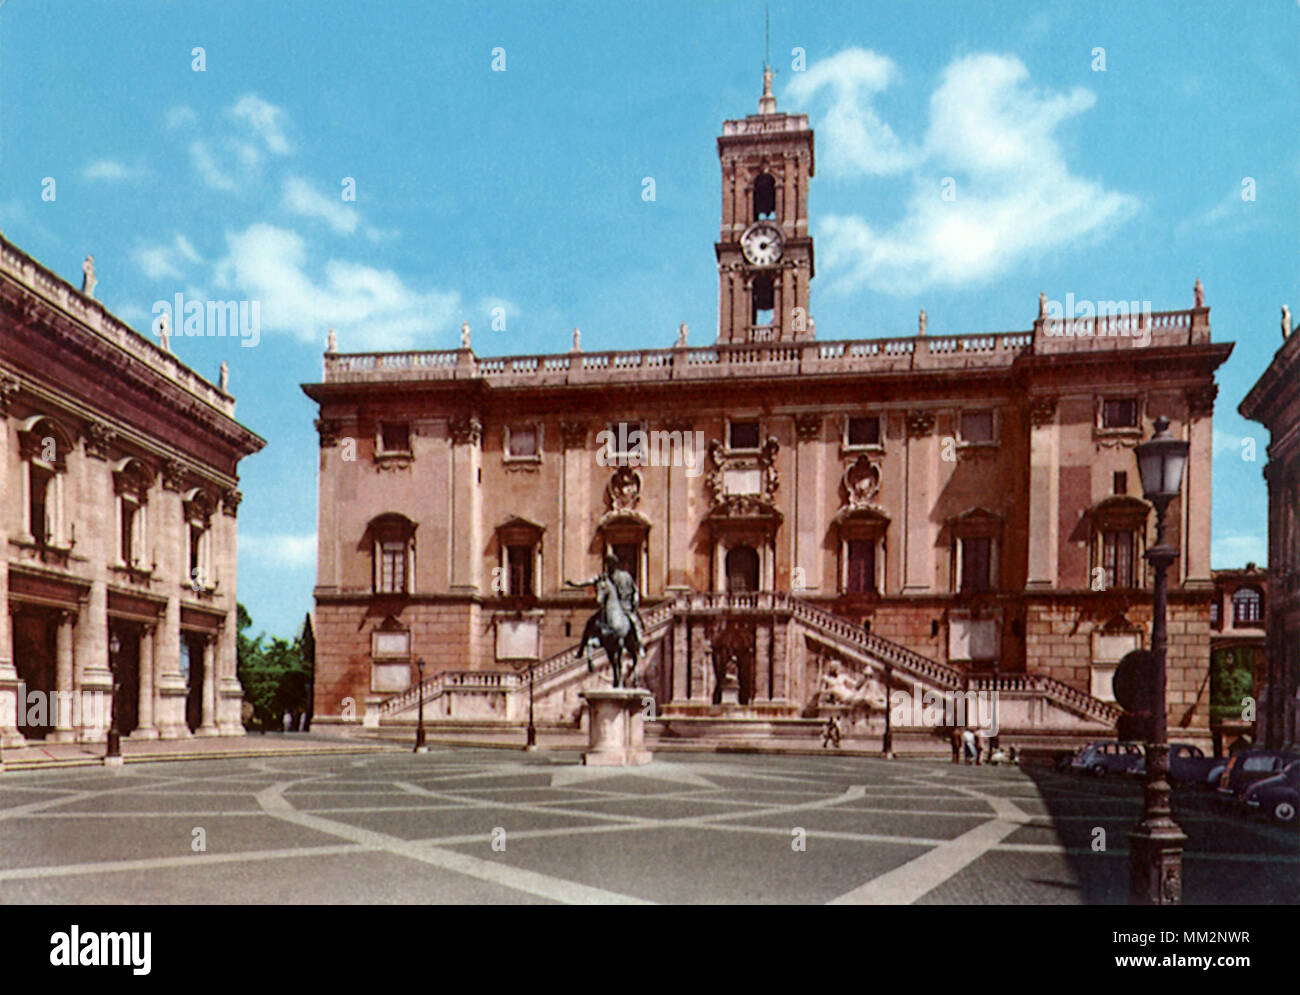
left=566, top=552, right=645, bottom=688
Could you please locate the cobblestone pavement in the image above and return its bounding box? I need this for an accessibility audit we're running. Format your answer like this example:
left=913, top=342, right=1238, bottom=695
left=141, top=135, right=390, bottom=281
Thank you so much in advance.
left=0, top=749, right=1294, bottom=904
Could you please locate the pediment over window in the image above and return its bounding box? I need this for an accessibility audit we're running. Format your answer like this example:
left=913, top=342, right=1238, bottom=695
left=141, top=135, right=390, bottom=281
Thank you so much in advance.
left=1086, top=495, right=1151, bottom=531
left=112, top=458, right=154, bottom=499
left=496, top=515, right=545, bottom=546
left=182, top=487, right=219, bottom=524
left=366, top=512, right=418, bottom=541
left=947, top=507, right=1002, bottom=538
left=832, top=504, right=890, bottom=539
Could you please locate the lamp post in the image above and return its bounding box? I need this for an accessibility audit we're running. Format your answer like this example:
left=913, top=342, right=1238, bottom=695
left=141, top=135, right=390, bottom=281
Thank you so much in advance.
left=1129, top=415, right=1190, bottom=904
left=106, top=632, right=122, bottom=760
left=526, top=659, right=537, bottom=749
left=414, top=657, right=426, bottom=752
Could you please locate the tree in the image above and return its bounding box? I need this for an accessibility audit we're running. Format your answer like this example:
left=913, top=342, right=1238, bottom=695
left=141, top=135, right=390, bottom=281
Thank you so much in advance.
left=237, top=604, right=311, bottom=731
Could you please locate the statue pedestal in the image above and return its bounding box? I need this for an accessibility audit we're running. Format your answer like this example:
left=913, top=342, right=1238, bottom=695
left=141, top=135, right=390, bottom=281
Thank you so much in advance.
left=718, top=675, right=740, bottom=705
left=581, top=689, right=653, bottom=767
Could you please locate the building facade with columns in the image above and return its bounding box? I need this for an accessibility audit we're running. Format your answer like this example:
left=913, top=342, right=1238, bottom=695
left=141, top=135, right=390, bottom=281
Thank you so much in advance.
left=0, top=235, right=265, bottom=746
left=1240, top=310, right=1300, bottom=748
left=303, top=76, right=1232, bottom=748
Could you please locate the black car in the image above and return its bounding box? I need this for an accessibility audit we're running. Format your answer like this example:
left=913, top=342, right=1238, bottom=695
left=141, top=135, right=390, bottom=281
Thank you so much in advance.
left=1216, top=749, right=1300, bottom=801
left=1242, top=760, right=1300, bottom=823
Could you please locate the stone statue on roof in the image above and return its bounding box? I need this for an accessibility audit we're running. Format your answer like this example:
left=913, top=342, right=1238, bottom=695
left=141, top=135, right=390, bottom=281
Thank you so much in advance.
left=81, top=255, right=97, bottom=298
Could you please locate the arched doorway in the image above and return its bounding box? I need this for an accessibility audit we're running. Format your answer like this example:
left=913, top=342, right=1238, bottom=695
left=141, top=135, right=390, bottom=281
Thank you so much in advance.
left=725, top=545, right=759, bottom=594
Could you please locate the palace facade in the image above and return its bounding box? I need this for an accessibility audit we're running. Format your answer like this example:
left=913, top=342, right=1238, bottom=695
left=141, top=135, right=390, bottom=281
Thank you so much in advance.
left=304, top=76, right=1232, bottom=749
left=1240, top=312, right=1300, bottom=748
left=0, top=236, right=264, bottom=745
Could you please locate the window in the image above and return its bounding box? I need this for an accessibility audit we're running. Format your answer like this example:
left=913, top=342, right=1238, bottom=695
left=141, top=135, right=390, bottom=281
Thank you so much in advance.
left=1232, top=587, right=1262, bottom=624
left=959, top=411, right=995, bottom=444
left=506, top=544, right=534, bottom=597
left=183, top=489, right=216, bottom=590
left=753, top=173, right=776, bottom=220
left=846, top=416, right=881, bottom=449
left=121, top=502, right=137, bottom=566
left=728, top=420, right=761, bottom=451
left=1210, top=601, right=1221, bottom=627
left=506, top=424, right=539, bottom=458
left=29, top=465, right=53, bottom=545
left=611, top=542, right=639, bottom=578
left=1113, top=471, right=1127, bottom=495
left=751, top=273, right=774, bottom=327
left=960, top=536, right=993, bottom=592
left=380, top=422, right=410, bottom=453
left=605, top=421, right=645, bottom=465
left=369, top=514, right=416, bottom=595
left=846, top=539, right=875, bottom=594
left=1102, top=530, right=1136, bottom=589
left=378, top=540, right=407, bottom=593
left=1102, top=398, right=1139, bottom=429
left=189, top=523, right=205, bottom=580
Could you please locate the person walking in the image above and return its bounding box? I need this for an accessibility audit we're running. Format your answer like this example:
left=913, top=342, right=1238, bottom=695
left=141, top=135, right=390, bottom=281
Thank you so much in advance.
left=961, top=727, right=976, bottom=764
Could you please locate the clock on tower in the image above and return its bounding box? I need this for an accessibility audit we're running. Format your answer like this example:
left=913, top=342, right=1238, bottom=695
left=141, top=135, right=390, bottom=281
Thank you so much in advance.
left=715, top=66, right=815, bottom=344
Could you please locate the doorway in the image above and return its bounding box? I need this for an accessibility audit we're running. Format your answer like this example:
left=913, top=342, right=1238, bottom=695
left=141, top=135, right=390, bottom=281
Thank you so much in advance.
left=725, top=546, right=759, bottom=594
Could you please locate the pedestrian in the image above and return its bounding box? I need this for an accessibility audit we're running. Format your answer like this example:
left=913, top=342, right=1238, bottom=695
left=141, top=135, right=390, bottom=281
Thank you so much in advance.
left=822, top=714, right=841, bottom=749
left=950, top=726, right=961, bottom=763
left=974, top=727, right=988, bottom=765
left=961, top=727, right=976, bottom=764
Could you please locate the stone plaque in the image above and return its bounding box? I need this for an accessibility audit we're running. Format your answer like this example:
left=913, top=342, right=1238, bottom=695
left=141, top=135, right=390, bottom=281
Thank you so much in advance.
left=723, top=467, right=762, bottom=496
left=371, top=663, right=411, bottom=693
left=372, top=630, right=410, bottom=658
left=496, top=617, right=540, bottom=660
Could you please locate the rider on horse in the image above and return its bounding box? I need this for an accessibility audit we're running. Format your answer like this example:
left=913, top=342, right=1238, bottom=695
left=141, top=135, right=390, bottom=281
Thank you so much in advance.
left=567, top=552, right=645, bottom=672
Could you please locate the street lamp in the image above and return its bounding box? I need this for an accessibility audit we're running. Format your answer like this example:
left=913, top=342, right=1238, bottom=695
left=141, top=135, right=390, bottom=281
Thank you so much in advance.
left=106, top=632, right=122, bottom=760
left=414, top=657, right=426, bottom=752
left=1129, top=415, right=1190, bottom=905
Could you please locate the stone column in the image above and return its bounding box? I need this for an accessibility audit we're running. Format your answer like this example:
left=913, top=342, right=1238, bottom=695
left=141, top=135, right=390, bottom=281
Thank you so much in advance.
left=198, top=636, right=218, bottom=736
left=754, top=621, right=771, bottom=701
left=1025, top=397, right=1059, bottom=590
left=75, top=444, right=114, bottom=743
left=903, top=411, right=937, bottom=593
left=560, top=421, right=590, bottom=590
left=1182, top=389, right=1215, bottom=588
left=217, top=491, right=245, bottom=735
left=449, top=416, right=483, bottom=595
left=155, top=461, right=189, bottom=739
left=664, top=418, right=694, bottom=592
left=794, top=414, right=823, bottom=592
left=133, top=623, right=158, bottom=739
left=690, top=619, right=710, bottom=701
left=771, top=616, right=789, bottom=701
left=672, top=617, right=688, bottom=703
left=51, top=610, right=77, bottom=741
left=0, top=380, right=20, bottom=746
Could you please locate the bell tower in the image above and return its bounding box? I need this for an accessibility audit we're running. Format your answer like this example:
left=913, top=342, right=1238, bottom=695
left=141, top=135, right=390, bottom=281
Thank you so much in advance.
left=715, top=67, right=815, bottom=344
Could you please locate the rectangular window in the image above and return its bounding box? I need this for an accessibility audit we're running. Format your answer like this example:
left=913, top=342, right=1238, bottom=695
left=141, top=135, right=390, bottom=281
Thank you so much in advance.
left=846, top=416, right=880, bottom=448
left=507, top=424, right=538, bottom=458
left=1103, top=531, right=1134, bottom=588
left=380, top=422, right=411, bottom=453
left=960, top=411, right=995, bottom=444
left=728, top=420, right=761, bottom=451
left=960, top=537, right=993, bottom=592
left=507, top=544, right=534, bottom=597
left=30, top=465, right=52, bottom=544
left=612, top=542, right=639, bottom=579
left=846, top=539, right=875, bottom=594
left=122, top=503, right=137, bottom=566
left=378, top=539, right=406, bottom=593
left=1102, top=398, right=1138, bottom=429
left=607, top=422, right=645, bottom=464
left=1113, top=471, right=1127, bottom=495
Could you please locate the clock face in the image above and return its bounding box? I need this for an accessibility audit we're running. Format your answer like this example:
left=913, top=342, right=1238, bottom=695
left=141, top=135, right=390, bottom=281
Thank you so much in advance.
left=741, top=223, right=784, bottom=266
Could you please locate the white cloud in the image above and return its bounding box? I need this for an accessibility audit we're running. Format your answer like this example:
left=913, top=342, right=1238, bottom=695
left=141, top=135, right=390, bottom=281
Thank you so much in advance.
left=190, top=140, right=240, bottom=192
left=283, top=177, right=359, bottom=234
left=164, top=105, right=198, bottom=129
left=83, top=159, right=144, bottom=182
left=1211, top=534, right=1267, bottom=569
left=784, top=49, right=913, bottom=177
left=239, top=533, right=316, bottom=569
left=227, top=94, right=292, bottom=155
left=784, top=50, right=1138, bottom=294
left=214, top=223, right=464, bottom=350
left=134, top=234, right=204, bottom=280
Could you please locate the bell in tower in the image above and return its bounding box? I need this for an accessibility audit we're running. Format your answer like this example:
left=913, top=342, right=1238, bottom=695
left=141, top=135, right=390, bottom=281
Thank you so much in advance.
left=715, top=67, right=815, bottom=344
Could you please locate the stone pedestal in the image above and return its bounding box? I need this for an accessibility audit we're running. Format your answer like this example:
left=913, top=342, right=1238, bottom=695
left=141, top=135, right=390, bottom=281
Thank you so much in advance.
left=581, top=689, right=652, bottom=767
left=718, top=674, right=740, bottom=705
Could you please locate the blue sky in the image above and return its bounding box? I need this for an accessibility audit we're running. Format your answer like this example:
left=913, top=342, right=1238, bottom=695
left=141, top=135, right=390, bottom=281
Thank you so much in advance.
left=2, top=1, right=1295, bottom=640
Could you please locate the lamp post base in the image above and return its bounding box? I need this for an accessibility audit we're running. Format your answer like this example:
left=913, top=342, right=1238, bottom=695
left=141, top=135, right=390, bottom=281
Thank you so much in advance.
left=1128, top=821, right=1188, bottom=905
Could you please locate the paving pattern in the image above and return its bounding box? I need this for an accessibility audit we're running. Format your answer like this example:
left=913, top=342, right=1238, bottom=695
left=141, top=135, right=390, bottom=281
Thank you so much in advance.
left=0, top=748, right=1294, bottom=904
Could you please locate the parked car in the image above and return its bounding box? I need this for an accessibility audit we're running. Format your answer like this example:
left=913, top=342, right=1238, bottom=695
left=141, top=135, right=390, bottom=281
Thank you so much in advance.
left=1131, top=743, right=1222, bottom=785
left=1242, top=760, right=1300, bottom=823
left=1069, top=741, right=1145, bottom=777
left=1216, top=749, right=1300, bottom=801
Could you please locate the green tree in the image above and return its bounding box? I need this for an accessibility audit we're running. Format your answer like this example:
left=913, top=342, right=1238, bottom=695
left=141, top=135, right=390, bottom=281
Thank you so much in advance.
left=236, top=604, right=311, bottom=731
